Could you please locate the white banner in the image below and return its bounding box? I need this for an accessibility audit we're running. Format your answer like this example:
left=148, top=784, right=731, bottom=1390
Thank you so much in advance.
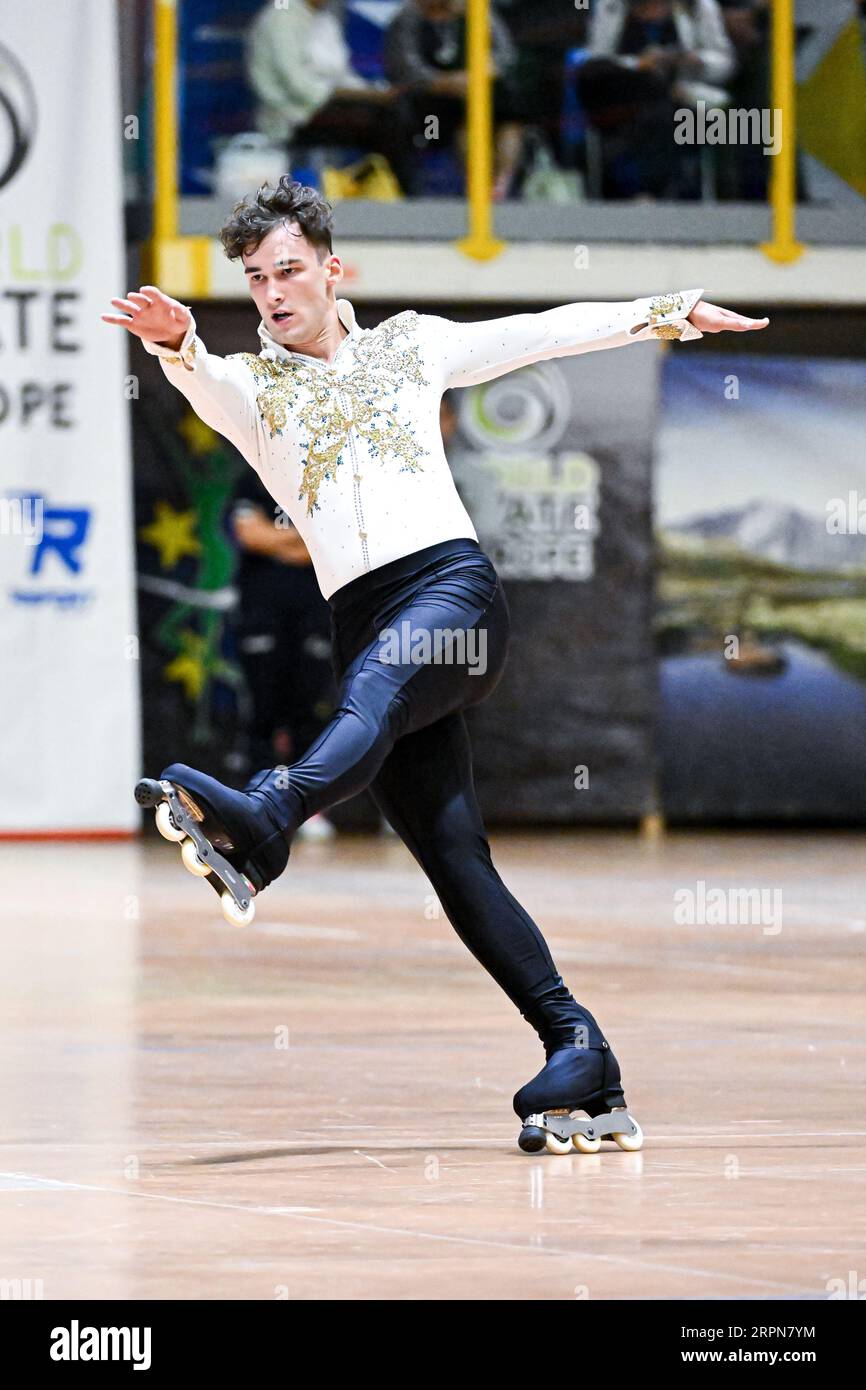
left=0, top=1, right=140, bottom=832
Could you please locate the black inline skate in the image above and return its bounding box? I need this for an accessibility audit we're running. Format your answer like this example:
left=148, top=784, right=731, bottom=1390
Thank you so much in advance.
left=134, top=763, right=292, bottom=925
left=513, top=1039, right=643, bottom=1155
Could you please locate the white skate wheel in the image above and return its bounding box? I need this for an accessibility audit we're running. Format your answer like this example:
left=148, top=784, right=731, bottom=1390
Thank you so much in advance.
left=545, top=1132, right=573, bottom=1155
left=572, top=1132, right=602, bottom=1154
left=181, top=838, right=211, bottom=877
left=612, top=1118, right=643, bottom=1152
left=155, top=801, right=185, bottom=842
left=221, top=891, right=255, bottom=927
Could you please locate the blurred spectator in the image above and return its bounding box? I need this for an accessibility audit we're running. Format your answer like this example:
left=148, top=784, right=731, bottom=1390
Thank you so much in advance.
left=589, top=0, right=735, bottom=104
left=715, top=1, right=769, bottom=198
left=717, top=0, right=767, bottom=55
left=578, top=0, right=736, bottom=198
left=384, top=0, right=525, bottom=199
left=231, top=469, right=336, bottom=840
left=491, top=0, right=589, bottom=152
left=247, top=0, right=411, bottom=191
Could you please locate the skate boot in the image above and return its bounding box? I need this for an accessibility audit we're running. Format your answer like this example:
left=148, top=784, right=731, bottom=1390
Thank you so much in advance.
left=513, top=1041, right=643, bottom=1155
left=134, top=764, right=292, bottom=926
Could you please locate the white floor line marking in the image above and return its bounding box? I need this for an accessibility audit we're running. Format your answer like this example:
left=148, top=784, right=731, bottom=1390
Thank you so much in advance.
left=0, top=1171, right=818, bottom=1295
left=0, top=1172, right=318, bottom=1212
left=353, top=1151, right=399, bottom=1173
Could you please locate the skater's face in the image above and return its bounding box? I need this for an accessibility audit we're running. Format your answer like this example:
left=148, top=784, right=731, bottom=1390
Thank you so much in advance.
left=242, top=221, right=343, bottom=349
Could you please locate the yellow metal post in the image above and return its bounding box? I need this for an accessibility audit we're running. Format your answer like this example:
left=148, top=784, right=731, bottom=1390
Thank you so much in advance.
left=148, top=0, right=211, bottom=296
left=153, top=0, right=179, bottom=241
left=761, top=0, right=805, bottom=263
left=456, top=0, right=504, bottom=261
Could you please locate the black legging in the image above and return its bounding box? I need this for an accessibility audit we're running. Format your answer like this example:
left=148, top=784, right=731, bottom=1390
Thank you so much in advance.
left=268, top=536, right=603, bottom=1054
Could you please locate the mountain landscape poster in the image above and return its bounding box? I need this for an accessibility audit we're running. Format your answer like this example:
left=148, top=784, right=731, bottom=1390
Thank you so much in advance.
left=655, top=355, right=866, bottom=821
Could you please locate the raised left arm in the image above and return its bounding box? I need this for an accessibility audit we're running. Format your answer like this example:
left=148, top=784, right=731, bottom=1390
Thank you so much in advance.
left=423, top=292, right=768, bottom=390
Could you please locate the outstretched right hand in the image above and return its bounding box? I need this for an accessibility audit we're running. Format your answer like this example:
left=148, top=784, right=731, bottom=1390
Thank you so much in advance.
left=101, top=285, right=192, bottom=350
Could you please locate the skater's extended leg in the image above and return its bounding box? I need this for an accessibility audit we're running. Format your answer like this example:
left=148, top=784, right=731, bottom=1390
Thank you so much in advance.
left=368, top=710, right=608, bottom=1059
left=159, top=545, right=508, bottom=891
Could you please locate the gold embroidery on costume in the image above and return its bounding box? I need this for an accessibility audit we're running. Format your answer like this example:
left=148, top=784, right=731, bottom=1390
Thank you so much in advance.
left=165, top=339, right=196, bottom=369
left=648, top=293, right=684, bottom=322
left=652, top=323, right=685, bottom=340
left=229, top=311, right=429, bottom=515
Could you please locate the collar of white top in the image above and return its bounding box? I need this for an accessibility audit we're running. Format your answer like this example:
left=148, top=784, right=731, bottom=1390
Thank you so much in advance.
left=256, top=298, right=358, bottom=366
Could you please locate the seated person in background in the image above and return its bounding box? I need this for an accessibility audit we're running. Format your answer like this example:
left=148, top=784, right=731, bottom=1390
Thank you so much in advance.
left=717, top=0, right=767, bottom=54
left=384, top=0, right=525, bottom=199
left=580, top=0, right=736, bottom=198
left=247, top=0, right=411, bottom=192
left=231, top=469, right=335, bottom=842
left=716, top=0, right=769, bottom=198
left=490, top=0, right=590, bottom=154
left=589, top=0, right=735, bottom=105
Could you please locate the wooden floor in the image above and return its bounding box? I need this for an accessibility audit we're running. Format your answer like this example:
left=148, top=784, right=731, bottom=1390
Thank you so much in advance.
left=2, top=828, right=864, bottom=1301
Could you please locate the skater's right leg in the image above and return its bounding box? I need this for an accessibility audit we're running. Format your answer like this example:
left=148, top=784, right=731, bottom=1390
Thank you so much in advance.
left=157, top=539, right=508, bottom=892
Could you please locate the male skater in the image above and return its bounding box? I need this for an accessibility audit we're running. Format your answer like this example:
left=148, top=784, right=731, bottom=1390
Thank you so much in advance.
left=104, top=179, right=767, bottom=1150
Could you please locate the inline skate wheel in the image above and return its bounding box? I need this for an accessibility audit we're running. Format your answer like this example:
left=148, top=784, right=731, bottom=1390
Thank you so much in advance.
left=221, top=891, right=255, bottom=927
left=573, top=1131, right=602, bottom=1154
left=545, top=1132, right=573, bottom=1155
left=181, top=838, right=211, bottom=877
left=612, top=1118, right=643, bottom=1152
left=155, top=801, right=186, bottom=842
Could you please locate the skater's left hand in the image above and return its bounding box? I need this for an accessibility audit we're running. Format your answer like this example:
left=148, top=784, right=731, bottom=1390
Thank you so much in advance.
left=688, top=302, right=770, bottom=333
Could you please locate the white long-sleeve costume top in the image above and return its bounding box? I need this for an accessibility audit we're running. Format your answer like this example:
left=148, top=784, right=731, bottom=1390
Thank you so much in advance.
left=143, top=289, right=704, bottom=600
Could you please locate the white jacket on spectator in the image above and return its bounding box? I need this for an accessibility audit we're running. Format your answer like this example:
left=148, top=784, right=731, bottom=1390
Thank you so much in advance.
left=247, top=0, right=368, bottom=144
left=588, top=0, right=735, bottom=96
left=142, top=290, right=704, bottom=599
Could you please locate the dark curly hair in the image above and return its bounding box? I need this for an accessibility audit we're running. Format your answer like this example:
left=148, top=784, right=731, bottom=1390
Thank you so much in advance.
left=219, top=177, right=334, bottom=262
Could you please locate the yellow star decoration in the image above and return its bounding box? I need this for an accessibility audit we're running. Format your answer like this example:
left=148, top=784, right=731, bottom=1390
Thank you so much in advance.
left=164, top=629, right=209, bottom=701
left=178, top=411, right=219, bottom=457
left=139, top=502, right=202, bottom=569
